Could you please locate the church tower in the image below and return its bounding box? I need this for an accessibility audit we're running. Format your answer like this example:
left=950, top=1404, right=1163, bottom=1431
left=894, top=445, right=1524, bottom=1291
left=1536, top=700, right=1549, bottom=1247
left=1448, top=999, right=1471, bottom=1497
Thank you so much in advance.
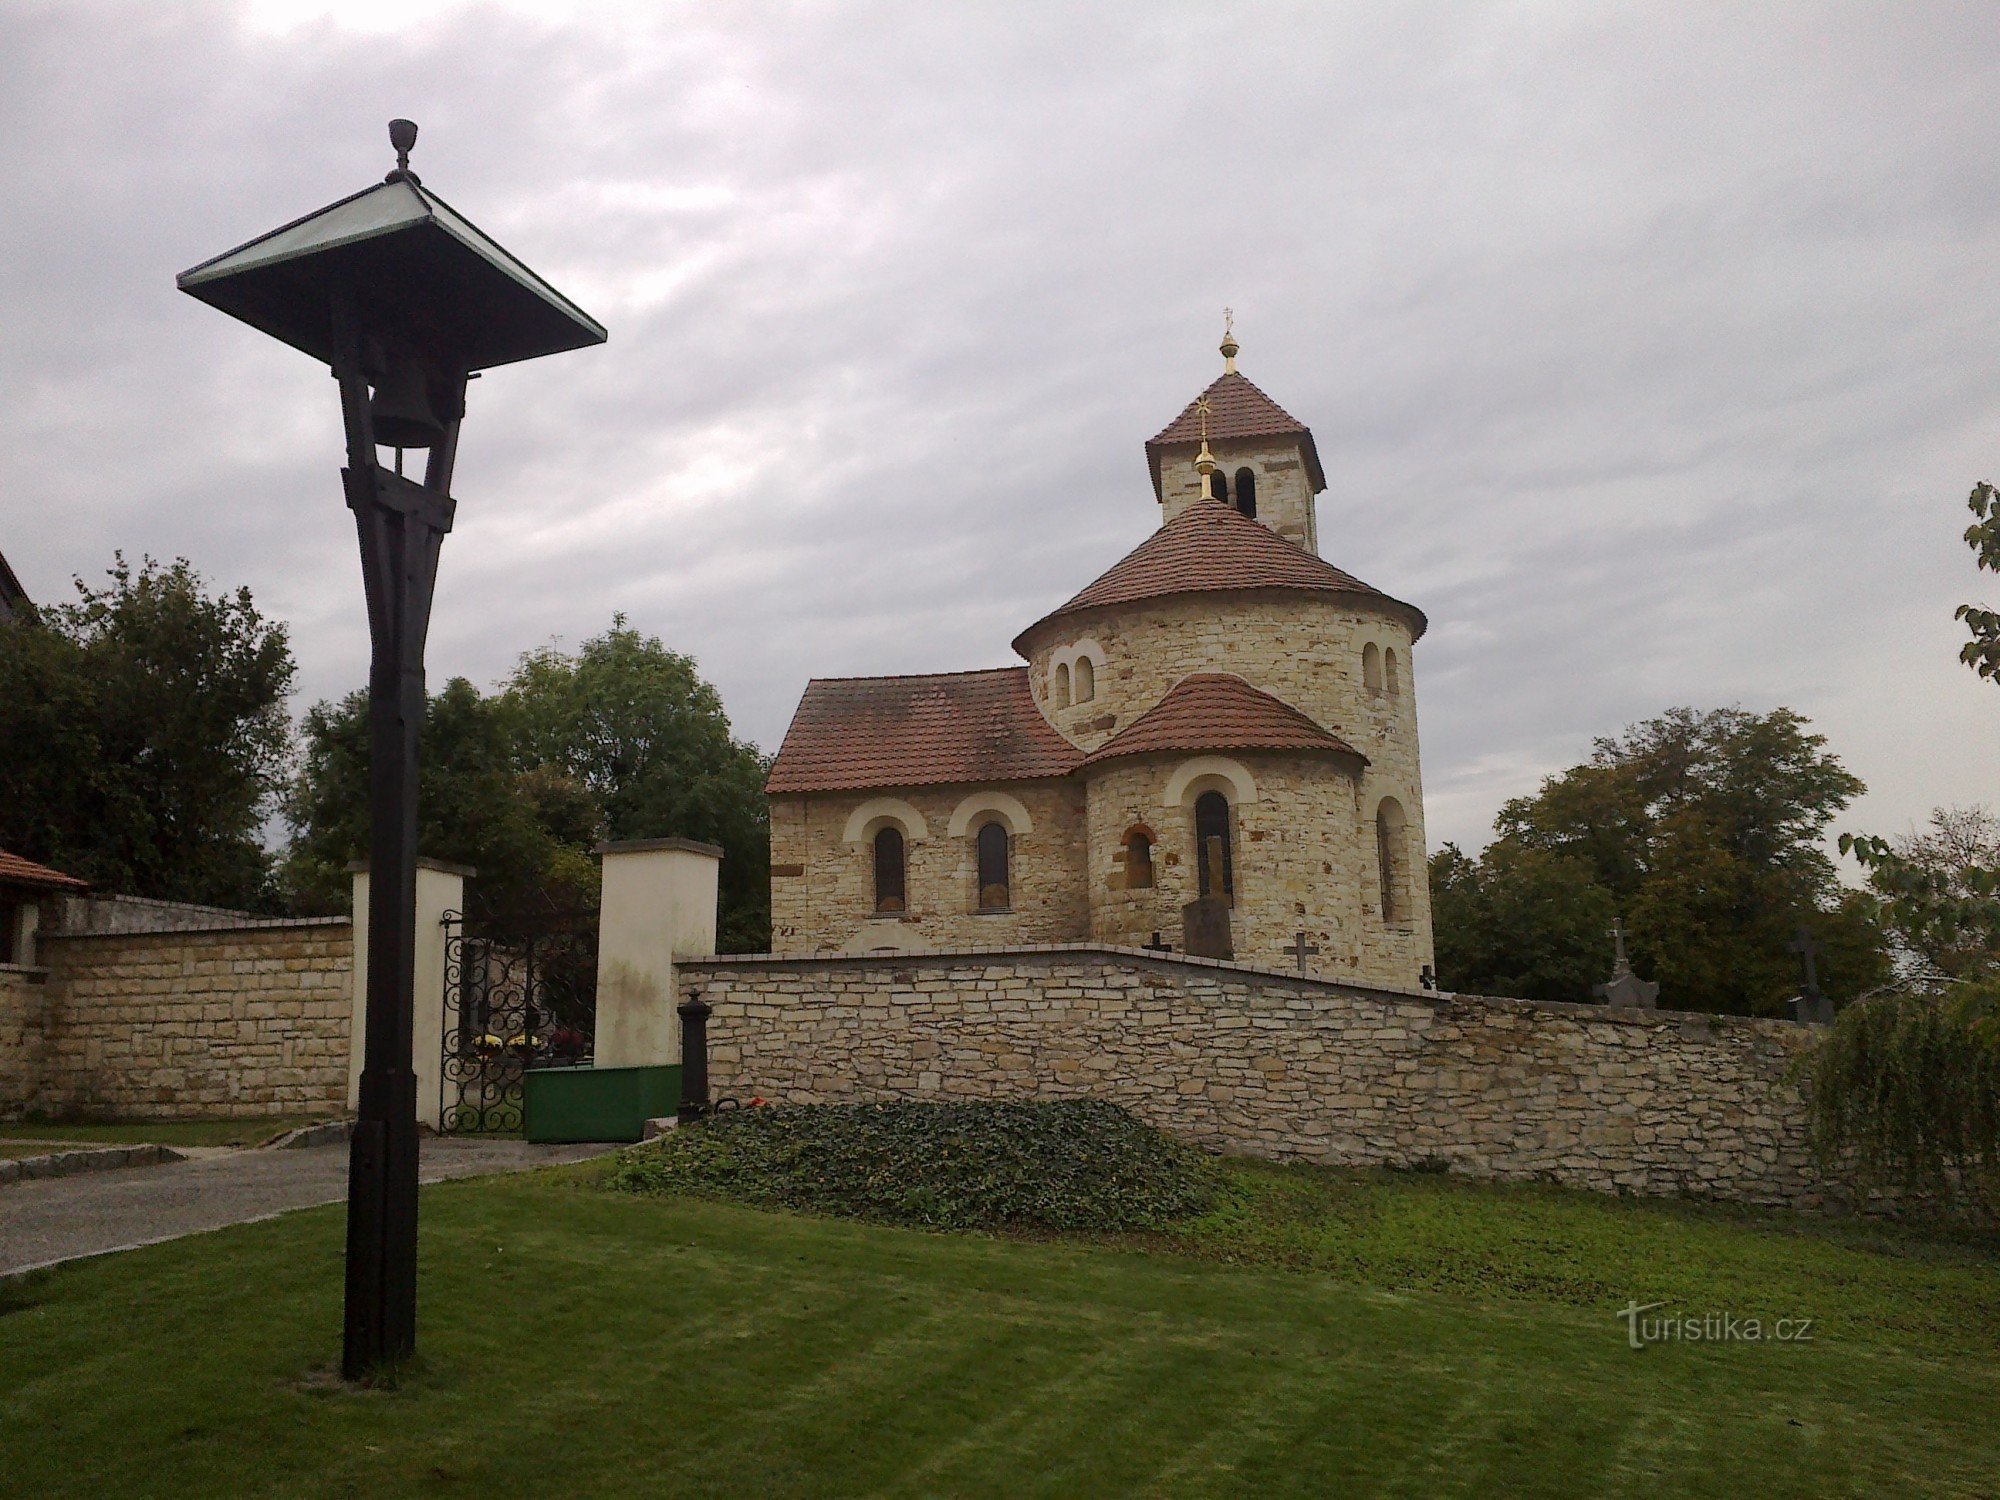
left=1144, top=321, right=1326, bottom=553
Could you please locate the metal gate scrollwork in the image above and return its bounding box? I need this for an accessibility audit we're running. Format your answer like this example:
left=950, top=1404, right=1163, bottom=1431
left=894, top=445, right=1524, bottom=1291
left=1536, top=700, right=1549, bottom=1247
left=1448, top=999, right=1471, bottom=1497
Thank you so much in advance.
left=440, top=897, right=598, bottom=1133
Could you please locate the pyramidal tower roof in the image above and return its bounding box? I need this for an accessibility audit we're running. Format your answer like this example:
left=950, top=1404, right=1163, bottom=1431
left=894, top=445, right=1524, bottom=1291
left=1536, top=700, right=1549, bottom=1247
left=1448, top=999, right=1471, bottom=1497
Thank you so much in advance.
left=1144, top=370, right=1326, bottom=499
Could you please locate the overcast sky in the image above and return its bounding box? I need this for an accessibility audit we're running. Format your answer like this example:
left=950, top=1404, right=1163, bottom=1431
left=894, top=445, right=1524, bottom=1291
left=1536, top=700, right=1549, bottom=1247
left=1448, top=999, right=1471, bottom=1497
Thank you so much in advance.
left=5, top=1, right=1997, bottom=855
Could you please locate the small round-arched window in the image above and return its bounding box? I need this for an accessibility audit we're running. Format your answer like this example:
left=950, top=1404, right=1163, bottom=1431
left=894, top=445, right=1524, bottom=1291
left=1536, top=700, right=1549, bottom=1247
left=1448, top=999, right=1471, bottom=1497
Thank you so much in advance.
left=1363, top=642, right=1383, bottom=695
left=976, top=822, right=1011, bottom=911
left=1233, top=467, right=1257, bottom=520
left=1074, top=657, right=1095, bottom=704
left=1053, top=662, right=1071, bottom=709
left=1124, top=828, right=1155, bottom=890
left=873, top=826, right=906, bottom=914
left=1384, top=648, right=1403, bottom=697
left=1193, top=790, right=1234, bottom=899
left=1376, top=797, right=1409, bottom=926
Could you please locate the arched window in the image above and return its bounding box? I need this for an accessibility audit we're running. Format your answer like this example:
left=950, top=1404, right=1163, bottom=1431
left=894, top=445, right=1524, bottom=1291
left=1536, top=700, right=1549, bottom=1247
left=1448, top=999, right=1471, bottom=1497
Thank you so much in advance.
left=1234, top=467, right=1257, bottom=520
left=1124, top=828, right=1155, bottom=889
left=1207, top=469, right=1228, bottom=503
left=873, top=826, right=906, bottom=914
left=1074, top=657, right=1095, bottom=704
left=976, top=821, right=1011, bottom=910
left=1193, top=790, right=1234, bottom=900
left=1384, top=648, right=1402, bottom=697
left=1363, top=642, right=1383, bottom=695
left=1053, top=662, right=1070, bottom=709
left=1376, top=797, right=1409, bottom=926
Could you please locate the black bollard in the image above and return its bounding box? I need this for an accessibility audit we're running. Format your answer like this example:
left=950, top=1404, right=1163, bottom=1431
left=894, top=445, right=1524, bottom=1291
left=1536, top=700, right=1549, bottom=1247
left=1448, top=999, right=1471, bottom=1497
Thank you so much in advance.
left=677, top=991, right=712, bottom=1124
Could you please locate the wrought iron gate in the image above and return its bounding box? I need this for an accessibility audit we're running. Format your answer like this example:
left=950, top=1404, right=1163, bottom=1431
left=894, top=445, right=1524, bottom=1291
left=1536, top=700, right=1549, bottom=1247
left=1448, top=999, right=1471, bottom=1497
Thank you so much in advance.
left=440, top=897, right=598, bottom=1133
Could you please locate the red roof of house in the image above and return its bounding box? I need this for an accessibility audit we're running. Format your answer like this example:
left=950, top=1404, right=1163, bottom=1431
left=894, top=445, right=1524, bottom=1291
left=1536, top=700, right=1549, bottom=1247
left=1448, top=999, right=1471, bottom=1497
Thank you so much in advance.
left=1014, top=500, right=1425, bottom=652
left=0, top=849, right=88, bottom=892
left=1081, top=674, right=1365, bottom=769
left=1145, top=371, right=1326, bottom=498
left=766, top=667, right=1083, bottom=795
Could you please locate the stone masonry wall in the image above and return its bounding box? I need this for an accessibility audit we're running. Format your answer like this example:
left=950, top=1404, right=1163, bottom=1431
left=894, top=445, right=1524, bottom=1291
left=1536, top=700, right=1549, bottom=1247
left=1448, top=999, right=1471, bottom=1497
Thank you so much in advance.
left=0, top=966, right=50, bottom=1122
left=27, top=922, right=353, bottom=1120
left=680, top=948, right=1821, bottom=1209
left=770, top=780, right=1090, bottom=954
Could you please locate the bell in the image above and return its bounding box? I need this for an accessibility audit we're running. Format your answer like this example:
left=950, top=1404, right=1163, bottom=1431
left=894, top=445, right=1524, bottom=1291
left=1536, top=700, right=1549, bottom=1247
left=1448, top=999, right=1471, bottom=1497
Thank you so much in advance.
left=368, top=359, right=445, bottom=449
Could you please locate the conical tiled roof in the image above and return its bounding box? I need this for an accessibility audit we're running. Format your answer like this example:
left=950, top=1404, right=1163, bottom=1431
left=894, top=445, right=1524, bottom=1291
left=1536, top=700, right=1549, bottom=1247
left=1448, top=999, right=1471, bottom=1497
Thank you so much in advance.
left=1013, top=500, right=1425, bottom=653
left=1145, top=371, right=1325, bottom=497
left=1081, top=674, right=1365, bottom=769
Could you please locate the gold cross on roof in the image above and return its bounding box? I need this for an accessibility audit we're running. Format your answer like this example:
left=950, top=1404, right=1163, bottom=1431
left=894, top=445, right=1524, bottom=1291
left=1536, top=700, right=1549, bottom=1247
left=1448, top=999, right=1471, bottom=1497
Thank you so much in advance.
left=1194, top=394, right=1212, bottom=443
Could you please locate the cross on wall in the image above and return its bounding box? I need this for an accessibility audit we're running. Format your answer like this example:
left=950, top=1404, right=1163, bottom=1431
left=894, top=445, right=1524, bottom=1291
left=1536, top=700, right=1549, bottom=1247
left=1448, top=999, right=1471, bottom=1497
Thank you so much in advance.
left=1286, top=932, right=1321, bottom=972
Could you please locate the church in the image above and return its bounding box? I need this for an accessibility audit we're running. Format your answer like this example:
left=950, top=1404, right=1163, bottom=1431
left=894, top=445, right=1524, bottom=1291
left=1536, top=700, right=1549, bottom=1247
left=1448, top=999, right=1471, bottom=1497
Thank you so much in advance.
left=764, top=329, right=1436, bottom=988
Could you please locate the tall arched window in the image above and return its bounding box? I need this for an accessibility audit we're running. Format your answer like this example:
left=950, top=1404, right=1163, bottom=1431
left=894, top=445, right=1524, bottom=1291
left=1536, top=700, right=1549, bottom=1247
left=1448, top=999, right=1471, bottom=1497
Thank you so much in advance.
left=1233, top=467, right=1257, bottom=520
left=976, top=821, right=1011, bottom=910
left=1193, top=790, right=1234, bottom=900
left=1124, top=828, right=1155, bottom=889
left=1053, top=662, right=1071, bottom=709
left=1207, top=469, right=1228, bottom=503
left=873, top=826, right=906, bottom=914
left=1376, top=797, right=1409, bottom=926
left=1384, top=648, right=1402, bottom=697
left=1074, top=657, right=1095, bottom=703
left=1363, top=642, right=1383, bottom=695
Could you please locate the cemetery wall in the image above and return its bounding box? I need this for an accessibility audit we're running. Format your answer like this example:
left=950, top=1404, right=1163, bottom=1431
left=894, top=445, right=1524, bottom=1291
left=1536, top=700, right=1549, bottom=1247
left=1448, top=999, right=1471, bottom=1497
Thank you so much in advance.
left=0, top=966, right=50, bottom=1122
left=679, top=945, right=1823, bottom=1210
left=24, top=921, right=353, bottom=1119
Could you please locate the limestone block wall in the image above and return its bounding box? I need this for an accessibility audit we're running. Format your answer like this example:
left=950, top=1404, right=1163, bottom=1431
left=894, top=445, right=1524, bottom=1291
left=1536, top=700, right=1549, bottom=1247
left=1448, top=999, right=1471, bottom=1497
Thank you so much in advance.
left=0, top=967, right=50, bottom=1121
left=29, top=921, right=353, bottom=1119
left=1158, top=436, right=1320, bottom=551
left=770, top=781, right=1090, bottom=954
left=679, top=948, right=1821, bottom=1210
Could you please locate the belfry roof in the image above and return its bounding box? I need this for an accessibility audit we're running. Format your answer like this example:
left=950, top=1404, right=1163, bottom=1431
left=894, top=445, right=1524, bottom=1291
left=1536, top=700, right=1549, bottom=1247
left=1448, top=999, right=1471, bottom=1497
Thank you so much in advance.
left=1081, top=674, right=1364, bottom=769
left=765, top=667, right=1082, bottom=796
left=1013, top=500, right=1426, bottom=653
left=1145, top=371, right=1326, bottom=498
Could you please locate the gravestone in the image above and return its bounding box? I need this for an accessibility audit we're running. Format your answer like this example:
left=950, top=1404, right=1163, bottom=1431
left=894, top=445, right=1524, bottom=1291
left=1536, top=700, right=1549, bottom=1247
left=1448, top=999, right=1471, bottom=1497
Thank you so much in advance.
left=1182, top=896, right=1233, bottom=959
left=1592, top=918, right=1660, bottom=1010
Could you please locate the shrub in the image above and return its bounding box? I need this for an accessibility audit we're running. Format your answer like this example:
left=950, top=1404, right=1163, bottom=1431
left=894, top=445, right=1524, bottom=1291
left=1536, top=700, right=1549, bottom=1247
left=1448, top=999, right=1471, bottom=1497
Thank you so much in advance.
left=1806, top=979, right=2000, bottom=1220
left=603, top=1099, right=1222, bottom=1232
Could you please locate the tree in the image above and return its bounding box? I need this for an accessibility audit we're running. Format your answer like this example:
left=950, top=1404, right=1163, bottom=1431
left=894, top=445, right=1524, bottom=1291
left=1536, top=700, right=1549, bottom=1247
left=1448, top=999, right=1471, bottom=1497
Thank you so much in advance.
left=281, top=678, right=601, bottom=919
left=503, top=620, right=771, bottom=952
left=0, top=555, right=294, bottom=908
left=1841, top=484, right=2000, bottom=978
left=283, top=619, right=771, bottom=951
left=1438, top=706, right=1890, bottom=1015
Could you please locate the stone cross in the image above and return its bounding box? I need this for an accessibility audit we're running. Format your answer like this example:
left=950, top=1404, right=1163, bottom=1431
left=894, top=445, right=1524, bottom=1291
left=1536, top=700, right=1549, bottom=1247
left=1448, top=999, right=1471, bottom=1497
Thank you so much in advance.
left=1592, top=915, right=1659, bottom=1010
left=1286, top=932, right=1321, bottom=972
left=1788, top=925, right=1834, bottom=1026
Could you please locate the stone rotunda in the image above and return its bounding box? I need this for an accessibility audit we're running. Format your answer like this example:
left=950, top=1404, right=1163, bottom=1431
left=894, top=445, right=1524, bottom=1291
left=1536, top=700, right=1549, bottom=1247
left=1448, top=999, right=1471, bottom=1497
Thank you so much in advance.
left=765, top=330, right=1435, bottom=987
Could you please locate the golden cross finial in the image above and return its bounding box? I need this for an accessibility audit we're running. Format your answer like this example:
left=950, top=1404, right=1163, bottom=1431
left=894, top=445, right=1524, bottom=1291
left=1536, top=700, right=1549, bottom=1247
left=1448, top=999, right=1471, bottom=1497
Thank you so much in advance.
left=1194, top=394, right=1212, bottom=444
left=1219, top=309, right=1239, bottom=373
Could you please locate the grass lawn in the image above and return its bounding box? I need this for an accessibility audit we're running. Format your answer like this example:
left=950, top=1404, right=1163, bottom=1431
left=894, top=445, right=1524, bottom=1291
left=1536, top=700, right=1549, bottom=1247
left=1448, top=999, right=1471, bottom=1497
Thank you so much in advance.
left=1, top=1160, right=1995, bottom=1499
left=0, top=1116, right=327, bottom=1149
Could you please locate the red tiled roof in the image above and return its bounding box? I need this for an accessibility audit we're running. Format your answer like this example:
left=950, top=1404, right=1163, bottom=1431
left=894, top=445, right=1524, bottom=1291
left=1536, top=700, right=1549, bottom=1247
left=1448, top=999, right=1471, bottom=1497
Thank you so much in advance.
left=0, top=849, right=88, bottom=892
left=1082, top=674, right=1365, bottom=769
left=766, top=667, right=1083, bottom=795
left=1145, top=371, right=1326, bottom=498
left=1014, top=500, right=1426, bottom=651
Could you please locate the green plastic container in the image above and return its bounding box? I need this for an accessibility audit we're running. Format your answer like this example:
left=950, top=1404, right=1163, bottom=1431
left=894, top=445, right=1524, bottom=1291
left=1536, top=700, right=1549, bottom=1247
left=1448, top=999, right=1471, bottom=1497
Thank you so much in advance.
left=522, top=1063, right=681, bottom=1144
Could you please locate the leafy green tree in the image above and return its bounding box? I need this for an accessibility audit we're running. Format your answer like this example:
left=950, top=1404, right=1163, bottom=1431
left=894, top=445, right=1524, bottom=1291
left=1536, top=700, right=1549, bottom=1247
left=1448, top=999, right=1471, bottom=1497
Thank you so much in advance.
left=281, top=678, right=600, bottom=918
left=1439, top=706, right=1890, bottom=1015
left=1842, top=485, right=2000, bottom=977
left=503, top=620, right=770, bottom=951
left=0, top=555, right=294, bottom=908
left=283, top=619, right=770, bottom=951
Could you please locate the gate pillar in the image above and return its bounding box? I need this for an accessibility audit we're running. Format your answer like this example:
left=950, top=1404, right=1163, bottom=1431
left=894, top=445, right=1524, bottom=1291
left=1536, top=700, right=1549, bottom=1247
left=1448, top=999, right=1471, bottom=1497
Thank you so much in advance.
left=595, top=838, right=722, bottom=1068
left=348, top=857, right=471, bottom=1130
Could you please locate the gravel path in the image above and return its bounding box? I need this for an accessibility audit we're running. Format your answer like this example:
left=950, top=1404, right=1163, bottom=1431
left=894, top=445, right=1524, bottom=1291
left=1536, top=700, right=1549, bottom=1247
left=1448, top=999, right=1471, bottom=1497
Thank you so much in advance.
left=0, top=1137, right=617, bottom=1277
